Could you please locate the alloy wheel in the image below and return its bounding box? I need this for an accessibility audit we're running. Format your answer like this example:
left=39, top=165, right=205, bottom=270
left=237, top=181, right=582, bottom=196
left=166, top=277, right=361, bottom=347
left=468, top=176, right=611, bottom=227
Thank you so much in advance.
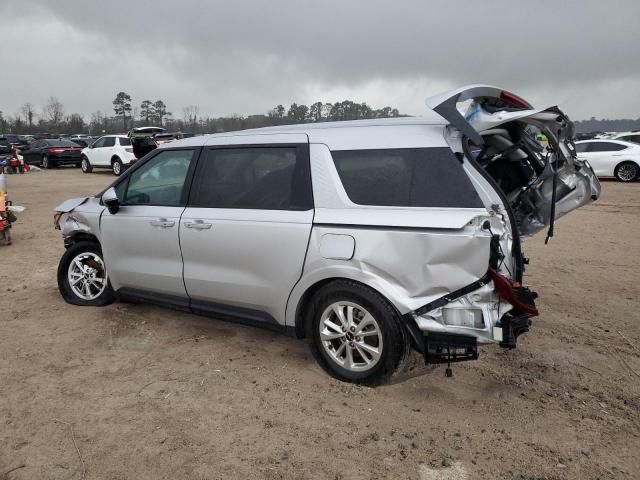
left=67, top=252, right=107, bottom=301
left=319, top=301, right=383, bottom=372
left=617, top=163, right=637, bottom=182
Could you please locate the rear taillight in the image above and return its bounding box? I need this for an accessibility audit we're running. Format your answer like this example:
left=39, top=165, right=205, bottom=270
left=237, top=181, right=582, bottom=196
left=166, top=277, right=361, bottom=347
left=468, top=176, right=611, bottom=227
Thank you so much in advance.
left=48, top=148, right=66, bottom=153
left=488, top=269, right=539, bottom=316
left=500, top=91, right=532, bottom=109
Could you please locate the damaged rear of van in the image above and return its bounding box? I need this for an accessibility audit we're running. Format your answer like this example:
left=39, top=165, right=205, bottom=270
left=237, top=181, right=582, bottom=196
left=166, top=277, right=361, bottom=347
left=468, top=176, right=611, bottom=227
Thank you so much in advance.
left=403, top=85, right=601, bottom=366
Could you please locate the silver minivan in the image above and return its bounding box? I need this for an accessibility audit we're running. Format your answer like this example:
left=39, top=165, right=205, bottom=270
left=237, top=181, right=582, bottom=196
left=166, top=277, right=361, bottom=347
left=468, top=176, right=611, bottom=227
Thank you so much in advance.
left=54, top=86, right=600, bottom=385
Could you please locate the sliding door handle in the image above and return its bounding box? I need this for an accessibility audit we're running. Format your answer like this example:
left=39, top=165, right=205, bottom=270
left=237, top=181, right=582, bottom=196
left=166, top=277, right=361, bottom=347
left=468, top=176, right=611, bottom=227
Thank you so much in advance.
left=184, top=220, right=212, bottom=230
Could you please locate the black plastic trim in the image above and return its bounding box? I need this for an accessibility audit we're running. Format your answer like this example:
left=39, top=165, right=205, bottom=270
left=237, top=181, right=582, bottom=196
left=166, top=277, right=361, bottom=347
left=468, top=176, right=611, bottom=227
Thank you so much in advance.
left=408, top=272, right=492, bottom=318
left=117, top=287, right=191, bottom=311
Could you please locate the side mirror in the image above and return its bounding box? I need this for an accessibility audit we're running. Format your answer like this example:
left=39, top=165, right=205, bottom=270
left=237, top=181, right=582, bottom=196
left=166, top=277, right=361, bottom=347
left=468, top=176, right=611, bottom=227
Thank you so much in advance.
left=102, top=187, right=120, bottom=214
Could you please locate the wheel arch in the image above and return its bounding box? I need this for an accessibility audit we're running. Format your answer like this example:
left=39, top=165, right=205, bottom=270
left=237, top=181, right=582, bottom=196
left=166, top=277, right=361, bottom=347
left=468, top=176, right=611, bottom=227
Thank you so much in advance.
left=111, top=155, right=122, bottom=164
left=290, top=275, right=409, bottom=339
left=614, top=159, right=640, bottom=172
left=64, top=231, right=100, bottom=249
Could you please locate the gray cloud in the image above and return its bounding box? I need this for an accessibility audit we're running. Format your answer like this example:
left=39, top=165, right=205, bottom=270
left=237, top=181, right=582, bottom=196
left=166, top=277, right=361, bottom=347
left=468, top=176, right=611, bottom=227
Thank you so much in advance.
left=3, top=0, right=639, bottom=121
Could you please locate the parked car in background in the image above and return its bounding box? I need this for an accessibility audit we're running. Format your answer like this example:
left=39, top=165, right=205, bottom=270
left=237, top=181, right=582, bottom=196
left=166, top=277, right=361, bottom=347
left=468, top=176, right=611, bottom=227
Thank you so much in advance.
left=54, top=85, right=600, bottom=385
left=71, top=138, right=91, bottom=148
left=0, top=135, right=28, bottom=147
left=21, top=139, right=83, bottom=168
left=575, top=139, right=640, bottom=182
left=574, top=132, right=598, bottom=141
left=80, top=135, right=136, bottom=176
left=154, top=132, right=179, bottom=145
left=610, top=131, right=640, bottom=145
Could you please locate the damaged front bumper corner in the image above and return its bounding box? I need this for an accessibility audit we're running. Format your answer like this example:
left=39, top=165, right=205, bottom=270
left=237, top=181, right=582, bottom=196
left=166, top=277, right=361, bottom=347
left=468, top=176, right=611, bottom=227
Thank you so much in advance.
left=406, top=269, right=538, bottom=365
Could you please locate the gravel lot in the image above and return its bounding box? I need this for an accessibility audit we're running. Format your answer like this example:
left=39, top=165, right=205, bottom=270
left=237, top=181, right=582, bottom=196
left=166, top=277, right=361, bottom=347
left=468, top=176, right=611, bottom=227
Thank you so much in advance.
left=1, top=168, right=639, bottom=480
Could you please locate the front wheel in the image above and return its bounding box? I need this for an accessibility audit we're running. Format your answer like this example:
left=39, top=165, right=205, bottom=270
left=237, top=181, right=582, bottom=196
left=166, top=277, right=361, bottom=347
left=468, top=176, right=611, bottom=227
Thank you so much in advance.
left=57, top=241, right=114, bottom=306
left=307, top=280, right=409, bottom=386
left=614, top=161, right=639, bottom=182
left=112, top=158, right=123, bottom=176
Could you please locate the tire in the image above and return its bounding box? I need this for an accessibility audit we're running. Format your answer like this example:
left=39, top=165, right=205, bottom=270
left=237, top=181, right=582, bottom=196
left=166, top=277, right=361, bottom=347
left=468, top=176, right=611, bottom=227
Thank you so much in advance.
left=57, top=241, right=114, bottom=306
left=306, top=280, right=409, bottom=386
left=112, top=157, right=123, bottom=176
left=614, top=161, right=639, bottom=182
left=42, top=155, right=53, bottom=169
left=80, top=156, right=92, bottom=173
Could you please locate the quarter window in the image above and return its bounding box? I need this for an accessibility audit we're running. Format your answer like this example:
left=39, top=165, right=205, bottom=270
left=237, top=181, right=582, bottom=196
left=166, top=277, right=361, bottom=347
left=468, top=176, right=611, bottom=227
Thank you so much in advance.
left=124, top=149, right=194, bottom=206
left=587, top=142, right=626, bottom=152
left=331, top=148, right=483, bottom=208
left=189, top=146, right=313, bottom=210
left=118, top=137, right=131, bottom=146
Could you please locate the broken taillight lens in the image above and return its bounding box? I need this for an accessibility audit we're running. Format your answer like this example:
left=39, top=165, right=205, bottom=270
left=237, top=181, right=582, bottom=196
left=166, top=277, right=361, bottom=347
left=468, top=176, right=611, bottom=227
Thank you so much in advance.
left=488, top=269, right=539, bottom=316
left=500, top=91, right=532, bottom=109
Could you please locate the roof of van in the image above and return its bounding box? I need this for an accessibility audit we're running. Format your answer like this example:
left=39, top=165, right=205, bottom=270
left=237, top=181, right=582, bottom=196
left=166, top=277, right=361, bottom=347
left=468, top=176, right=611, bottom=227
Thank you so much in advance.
left=161, top=114, right=447, bottom=149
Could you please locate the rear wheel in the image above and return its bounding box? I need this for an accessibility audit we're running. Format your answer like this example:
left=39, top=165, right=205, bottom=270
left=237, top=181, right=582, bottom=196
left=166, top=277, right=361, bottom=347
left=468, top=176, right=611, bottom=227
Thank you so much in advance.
left=81, top=156, right=92, bottom=173
left=307, top=280, right=409, bottom=386
left=57, top=241, right=114, bottom=306
left=112, top=157, right=123, bottom=176
left=614, top=161, right=639, bottom=182
left=42, top=155, right=54, bottom=169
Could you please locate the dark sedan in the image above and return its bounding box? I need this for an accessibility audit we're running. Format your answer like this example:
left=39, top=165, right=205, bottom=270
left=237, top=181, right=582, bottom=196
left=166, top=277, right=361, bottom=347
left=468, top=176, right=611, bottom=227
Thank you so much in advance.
left=21, top=139, right=83, bottom=169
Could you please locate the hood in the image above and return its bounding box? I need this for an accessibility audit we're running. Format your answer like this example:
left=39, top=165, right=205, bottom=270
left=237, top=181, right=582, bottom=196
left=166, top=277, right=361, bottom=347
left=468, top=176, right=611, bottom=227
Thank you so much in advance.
left=54, top=196, right=91, bottom=213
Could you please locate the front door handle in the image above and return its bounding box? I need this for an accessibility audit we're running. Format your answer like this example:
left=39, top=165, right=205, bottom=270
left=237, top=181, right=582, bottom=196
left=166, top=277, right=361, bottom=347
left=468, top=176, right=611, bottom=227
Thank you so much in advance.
left=150, top=218, right=175, bottom=228
left=184, top=220, right=212, bottom=230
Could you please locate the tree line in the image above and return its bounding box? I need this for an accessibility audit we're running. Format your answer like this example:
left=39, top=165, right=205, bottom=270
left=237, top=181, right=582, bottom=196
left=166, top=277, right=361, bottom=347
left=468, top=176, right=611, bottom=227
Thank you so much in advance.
left=574, top=116, right=640, bottom=134
left=0, top=91, right=404, bottom=135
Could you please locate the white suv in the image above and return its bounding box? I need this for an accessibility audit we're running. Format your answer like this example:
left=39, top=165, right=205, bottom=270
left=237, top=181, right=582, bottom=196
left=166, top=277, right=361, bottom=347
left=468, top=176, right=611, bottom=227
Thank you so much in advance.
left=54, top=85, right=600, bottom=385
left=80, top=135, right=136, bottom=176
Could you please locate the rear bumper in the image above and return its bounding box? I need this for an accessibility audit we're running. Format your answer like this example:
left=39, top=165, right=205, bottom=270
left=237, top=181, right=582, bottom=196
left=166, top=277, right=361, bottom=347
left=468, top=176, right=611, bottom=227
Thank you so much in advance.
left=407, top=270, right=537, bottom=361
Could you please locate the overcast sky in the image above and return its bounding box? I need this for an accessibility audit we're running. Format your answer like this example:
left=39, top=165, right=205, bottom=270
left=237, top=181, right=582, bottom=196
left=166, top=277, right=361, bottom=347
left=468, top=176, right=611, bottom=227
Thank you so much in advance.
left=3, top=0, right=639, bottom=122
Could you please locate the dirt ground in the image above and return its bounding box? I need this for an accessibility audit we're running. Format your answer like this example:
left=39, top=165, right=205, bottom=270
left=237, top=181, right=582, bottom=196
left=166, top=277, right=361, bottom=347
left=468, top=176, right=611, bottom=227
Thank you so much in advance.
left=0, top=168, right=639, bottom=480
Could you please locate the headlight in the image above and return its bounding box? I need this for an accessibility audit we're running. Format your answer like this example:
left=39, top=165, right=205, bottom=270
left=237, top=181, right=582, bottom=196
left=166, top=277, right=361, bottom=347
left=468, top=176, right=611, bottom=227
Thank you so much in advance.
left=53, top=212, right=62, bottom=229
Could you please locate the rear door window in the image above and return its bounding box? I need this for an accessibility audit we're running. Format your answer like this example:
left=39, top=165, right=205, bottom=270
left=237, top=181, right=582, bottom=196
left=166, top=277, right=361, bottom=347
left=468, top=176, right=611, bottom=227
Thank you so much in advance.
left=103, top=137, right=116, bottom=148
left=575, top=143, right=589, bottom=153
left=189, top=146, right=313, bottom=210
left=331, top=147, right=483, bottom=208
